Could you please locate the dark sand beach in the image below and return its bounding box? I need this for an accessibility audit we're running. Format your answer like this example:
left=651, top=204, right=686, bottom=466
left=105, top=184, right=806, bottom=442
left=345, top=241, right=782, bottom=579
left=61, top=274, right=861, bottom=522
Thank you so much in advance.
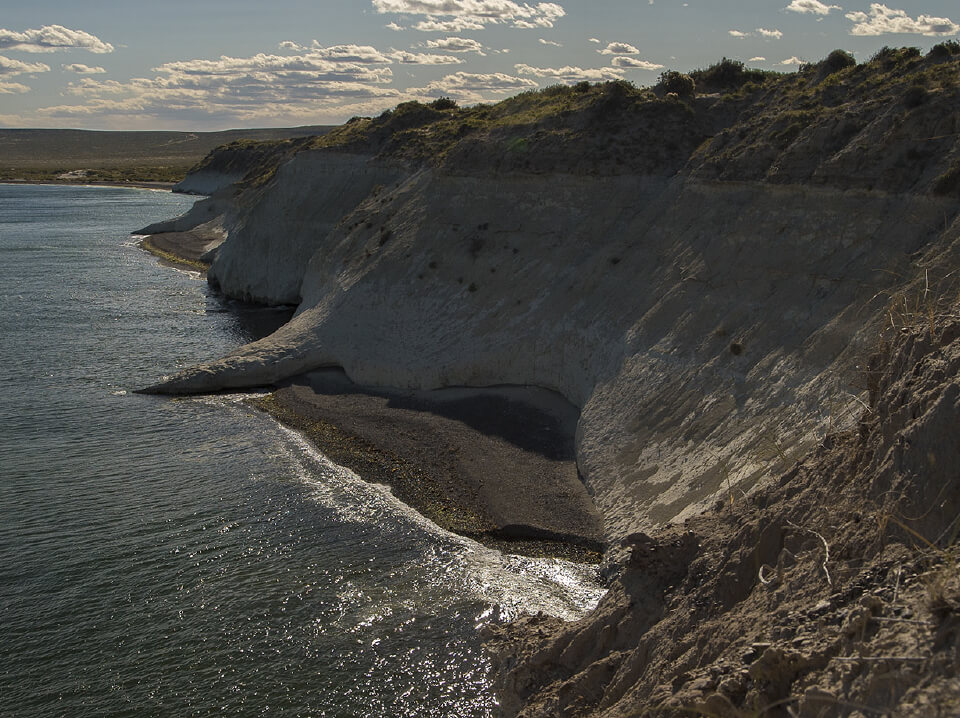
left=255, top=372, right=604, bottom=559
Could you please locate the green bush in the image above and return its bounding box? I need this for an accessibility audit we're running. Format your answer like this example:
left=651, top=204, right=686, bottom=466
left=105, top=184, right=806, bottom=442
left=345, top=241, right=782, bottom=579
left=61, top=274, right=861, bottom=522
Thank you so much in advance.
left=656, top=71, right=695, bottom=97
left=822, top=49, right=856, bottom=75
left=928, top=41, right=960, bottom=60
left=691, top=57, right=771, bottom=92
left=429, top=97, right=458, bottom=111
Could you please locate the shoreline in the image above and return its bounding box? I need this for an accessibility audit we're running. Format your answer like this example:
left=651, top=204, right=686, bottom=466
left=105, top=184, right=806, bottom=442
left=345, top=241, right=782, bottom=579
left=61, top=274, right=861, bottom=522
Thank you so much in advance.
left=138, top=235, right=212, bottom=273
left=251, top=372, right=604, bottom=562
left=143, top=229, right=604, bottom=562
left=1, top=179, right=176, bottom=191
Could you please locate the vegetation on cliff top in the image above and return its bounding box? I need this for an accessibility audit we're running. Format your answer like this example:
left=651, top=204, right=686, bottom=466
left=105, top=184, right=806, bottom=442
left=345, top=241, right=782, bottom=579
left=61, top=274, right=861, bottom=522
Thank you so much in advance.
left=200, top=46, right=959, bottom=193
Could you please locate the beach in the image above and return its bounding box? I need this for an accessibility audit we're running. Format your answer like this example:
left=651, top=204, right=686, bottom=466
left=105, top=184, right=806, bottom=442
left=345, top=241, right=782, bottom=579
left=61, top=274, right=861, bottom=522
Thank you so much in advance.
left=140, top=228, right=605, bottom=561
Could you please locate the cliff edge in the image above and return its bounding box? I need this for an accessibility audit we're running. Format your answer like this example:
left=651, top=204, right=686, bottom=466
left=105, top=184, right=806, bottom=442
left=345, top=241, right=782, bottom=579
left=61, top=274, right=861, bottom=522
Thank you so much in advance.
left=136, top=47, right=960, bottom=715
left=140, top=48, right=960, bottom=544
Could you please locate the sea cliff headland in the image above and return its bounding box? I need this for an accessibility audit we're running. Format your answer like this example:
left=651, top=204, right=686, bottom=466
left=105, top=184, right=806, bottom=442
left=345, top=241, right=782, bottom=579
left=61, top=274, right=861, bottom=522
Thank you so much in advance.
left=139, top=49, right=960, bottom=715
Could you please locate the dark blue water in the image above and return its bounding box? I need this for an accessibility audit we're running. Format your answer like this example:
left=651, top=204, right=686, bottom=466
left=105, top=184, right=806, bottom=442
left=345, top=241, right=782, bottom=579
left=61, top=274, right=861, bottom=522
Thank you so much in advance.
left=0, top=184, right=601, bottom=717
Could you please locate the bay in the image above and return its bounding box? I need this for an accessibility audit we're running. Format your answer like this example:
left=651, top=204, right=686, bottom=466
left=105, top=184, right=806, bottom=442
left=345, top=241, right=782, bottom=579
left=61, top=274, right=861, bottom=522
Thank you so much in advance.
left=0, top=184, right=602, bottom=718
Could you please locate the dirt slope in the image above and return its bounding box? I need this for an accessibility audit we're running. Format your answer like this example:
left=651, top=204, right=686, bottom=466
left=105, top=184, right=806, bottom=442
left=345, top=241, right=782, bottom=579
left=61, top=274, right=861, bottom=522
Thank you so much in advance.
left=488, top=314, right=960, bottom=717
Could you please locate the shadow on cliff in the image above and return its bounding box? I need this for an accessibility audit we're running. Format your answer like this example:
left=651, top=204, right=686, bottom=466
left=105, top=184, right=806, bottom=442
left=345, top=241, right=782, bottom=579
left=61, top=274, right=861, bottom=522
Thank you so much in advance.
left=289, top=368, right=577, bottom=461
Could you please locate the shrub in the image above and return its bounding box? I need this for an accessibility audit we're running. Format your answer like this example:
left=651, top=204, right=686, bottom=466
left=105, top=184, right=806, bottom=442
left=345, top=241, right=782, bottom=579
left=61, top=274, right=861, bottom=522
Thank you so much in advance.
left=870, top=46, right=920, bottom=69
left=657, top=71, right=695, bottom=97
left=691, top=57, right=771, bottom=92
left=928, top=41, right=960, bottom=60
left=822, top=49, right=856, bottom=75
left=573, top=80, right=591, bottom=93
left=429, top=96, right=458, bottom=111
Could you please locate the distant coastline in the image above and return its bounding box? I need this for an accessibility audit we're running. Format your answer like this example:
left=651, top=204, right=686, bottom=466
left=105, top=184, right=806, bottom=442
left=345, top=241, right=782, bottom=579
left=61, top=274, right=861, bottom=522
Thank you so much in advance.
left=1, top=179, right=174, bottom=191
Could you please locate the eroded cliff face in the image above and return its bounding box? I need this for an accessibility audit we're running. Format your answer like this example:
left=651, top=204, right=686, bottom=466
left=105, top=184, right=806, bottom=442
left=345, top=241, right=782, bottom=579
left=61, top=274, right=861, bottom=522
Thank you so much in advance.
left=140, top=52, right=960, bottom=715
left=141, top=50, right=960, bottom=544
left=142, top=154, right=960, bottom=543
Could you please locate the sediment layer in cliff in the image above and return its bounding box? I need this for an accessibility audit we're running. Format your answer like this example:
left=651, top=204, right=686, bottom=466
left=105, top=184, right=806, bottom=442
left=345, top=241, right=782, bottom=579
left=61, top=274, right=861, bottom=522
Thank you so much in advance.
left=139, top=49, right=960, bottom=547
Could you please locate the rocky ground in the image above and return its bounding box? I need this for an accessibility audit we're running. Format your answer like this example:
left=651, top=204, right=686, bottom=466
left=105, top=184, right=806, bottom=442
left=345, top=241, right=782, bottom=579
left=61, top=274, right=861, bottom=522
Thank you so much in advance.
left=488, top=315, right=960, bottom=716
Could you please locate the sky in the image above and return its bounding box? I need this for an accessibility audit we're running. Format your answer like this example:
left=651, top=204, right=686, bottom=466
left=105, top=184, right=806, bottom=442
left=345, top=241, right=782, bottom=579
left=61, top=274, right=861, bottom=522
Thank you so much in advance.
left=0, top=0, right=958, bottom=131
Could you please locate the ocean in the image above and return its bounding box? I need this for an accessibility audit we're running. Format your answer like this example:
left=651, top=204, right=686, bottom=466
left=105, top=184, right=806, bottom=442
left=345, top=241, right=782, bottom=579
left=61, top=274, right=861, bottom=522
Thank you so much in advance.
left=0, top=184, right=602, bottom=717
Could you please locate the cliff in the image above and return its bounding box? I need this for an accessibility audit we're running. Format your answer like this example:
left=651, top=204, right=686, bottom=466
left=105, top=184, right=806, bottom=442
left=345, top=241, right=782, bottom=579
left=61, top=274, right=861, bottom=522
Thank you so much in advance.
left=138, top=48, right=960, bottom=713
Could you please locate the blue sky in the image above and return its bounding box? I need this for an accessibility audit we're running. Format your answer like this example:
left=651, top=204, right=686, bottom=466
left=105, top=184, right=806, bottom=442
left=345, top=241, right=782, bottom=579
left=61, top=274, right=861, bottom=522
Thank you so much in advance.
left=1, top=0, right=957, bottom=130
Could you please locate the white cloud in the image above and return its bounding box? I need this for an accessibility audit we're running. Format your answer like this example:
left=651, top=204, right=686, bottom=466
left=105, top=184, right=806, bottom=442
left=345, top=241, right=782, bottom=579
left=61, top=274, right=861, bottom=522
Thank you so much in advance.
left=600, top=41, right=640, bottom=55
left=749, top=56, right=766, bottom=61
left=588, top=37, right=600, bottom=43
left=611, top=56, right=664, bottom=70
left=412, top=17, right=487, bottom=31
left=539, top=38, right=562, bottom=46
left=386, top=22, right=406, bottom=31
left=846, top=4, right=959, bottom=36
left=62, top=63, right=106, bottom=74
left=0, top=25, right=113, bottom=54
left=786, top=0, right=841, bottom=14
left=372, top=0, right=566, bottom=30
left=279, top=41, right=461, bottom=65
left=0, top=55, right=50, bottom=76
left=391, top=50, right=464, bottom=64
left=424, top=36, right=486, bottom=54
left=38, top=49, right=406, bottom=125
left=409, top=70, right=537, bottom=101
left=780, top=56, right=804, bottom=65
left=310, top=43, right=395, bottom=63
left=0, top=81, right=31, bottom=94
left=730, top=28, right=783, bottom=39
left=514, top=63, right=624, bottom=81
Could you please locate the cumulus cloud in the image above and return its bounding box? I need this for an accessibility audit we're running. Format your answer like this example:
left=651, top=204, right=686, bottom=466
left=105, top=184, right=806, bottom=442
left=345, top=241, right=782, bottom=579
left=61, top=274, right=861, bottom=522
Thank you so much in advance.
left=611, top=56, right=664, bottom=70
left=846, top=4, right=959, bottom=36
left=0, top=55, right=50, bottom=76
left=372, top=0, right=566, bottom=30
left=0, top=81, right=31, bottom=94
left=588, top=37, right=600, bottom=43
left=411, top=17, right=487, bottom=31
left=62, top=63, right=107, bottom=74
left=749, top=56, right=767, bottom=61
left=514, top=63, right=624, bottom=81
left=280, top=41, right=462, bottom=65
left=392, top=50, right=464, bottom=64
left=786, top=0, right=841, bottom=14
left=730, top=28, right=783, bottom=39
left=424, top=36, right=486, bottom=54
left=599, top=41, right=640, bottom=55
left=154, top=53, right=394, bottom=83
left=780, top=56, right=804, bottom=65
left=539, top=38, right=562, bottom=46
left=40, top=49, right=405, bottom=125
left=409, top=70, right=537, bottom=101
left=0, top=25, right=113, bottom=54
left=279, top=42, right=394, bottom=63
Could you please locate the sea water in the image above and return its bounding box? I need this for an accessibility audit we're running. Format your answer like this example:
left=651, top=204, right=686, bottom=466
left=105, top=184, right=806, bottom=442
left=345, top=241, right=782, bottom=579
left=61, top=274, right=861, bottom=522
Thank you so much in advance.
left=0, top=184, right=603, bottom=717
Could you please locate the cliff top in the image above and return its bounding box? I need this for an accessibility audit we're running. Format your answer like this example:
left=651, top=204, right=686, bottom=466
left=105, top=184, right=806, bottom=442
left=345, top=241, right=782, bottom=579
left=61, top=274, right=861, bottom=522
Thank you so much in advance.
left=194, top=44, right=960, bottom=195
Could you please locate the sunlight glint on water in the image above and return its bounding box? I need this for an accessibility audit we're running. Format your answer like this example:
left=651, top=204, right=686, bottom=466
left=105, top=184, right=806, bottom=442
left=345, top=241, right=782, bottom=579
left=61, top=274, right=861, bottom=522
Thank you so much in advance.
left=0, top=184, right=602, bottom=717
